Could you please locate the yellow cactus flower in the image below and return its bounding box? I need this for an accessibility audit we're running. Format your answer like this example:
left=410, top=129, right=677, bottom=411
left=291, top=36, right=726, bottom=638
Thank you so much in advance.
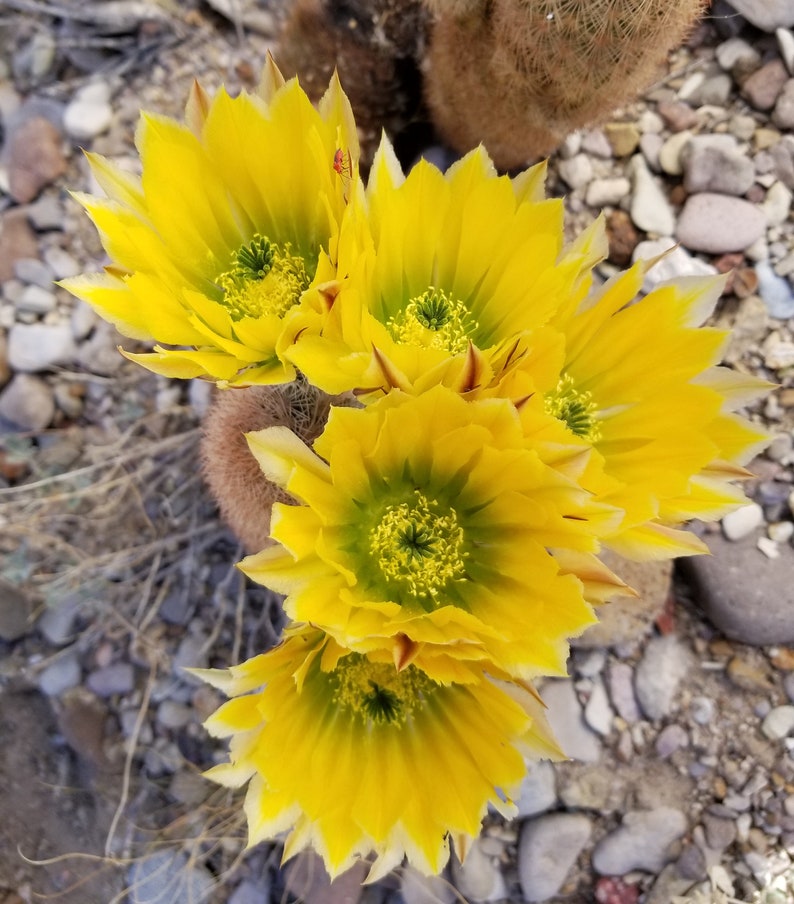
left=62, top=57, right=358, bottom=386
left=286, top=136, right=592, bottom=398
left=538, top=249, right=772, bottom=559
left=194, top=628, right=563, bottom=880
left=240, top=384, right=627, bottom=681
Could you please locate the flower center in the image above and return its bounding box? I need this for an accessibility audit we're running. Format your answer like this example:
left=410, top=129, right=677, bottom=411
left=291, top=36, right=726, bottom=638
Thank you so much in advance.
left=331, top=654, right=436, bottom=726
left=369, top=489, right=467, bottom=603
left=217, top=234, right=310, bottom=322
left=386, top=287, right=476, bottom=354
left=544, top=374, right=601, bottom=442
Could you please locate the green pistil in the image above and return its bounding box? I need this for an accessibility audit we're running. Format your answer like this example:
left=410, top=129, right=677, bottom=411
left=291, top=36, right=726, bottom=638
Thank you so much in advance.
left=369, top=489, right=467, bottom=603
left=545, top=374, right=601, bottom=442
left=331, top=654, right=436, bottom=726
left=217, top=234, right=310, bottom=322
left=387, top=287, right=476, bottom=354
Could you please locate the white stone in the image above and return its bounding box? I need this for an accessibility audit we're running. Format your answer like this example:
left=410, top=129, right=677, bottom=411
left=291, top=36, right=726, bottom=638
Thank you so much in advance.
left=716, top=37, right=762, bottom=71
left=632, top=238, right=718, bottom=294
left=726, top=0, right=794, bottom=32
left=658, top=131, right=693, bottom=176
left=630, top=155, right=676, bottom=235
left=7, top=322, right=76, bottom=371
left=761, top=705, right=794, bottom=740
left=677, top=194, right=766, bottom=254
left=581, top=128, right=613, bottom=159
left=763, top=180, right=793, bottom=225
left=64, top=81, right=113, bottom=141
left=17, top=284, right=56, bottom=314
left=558, top=153, right=593, bottom=190
left=769, top=520, right=794, bottom=543
left=757, top=536, right=781, bottom=559
left=585, top=177, right=631, bottom=207
left=0, top=373, right=55, bottom=430
left=43, top=246, right=80, bottom=279
left=516, top=760, right=557, bottom=818
left=638, top=110, right=664, bottom=134
left=634, top=635, right=692, bottom=721
left=541, top=679, right=601, bottom=762
left=722, top=503, right=764, bottom=540
left=584, top=677, right=614, bottom=736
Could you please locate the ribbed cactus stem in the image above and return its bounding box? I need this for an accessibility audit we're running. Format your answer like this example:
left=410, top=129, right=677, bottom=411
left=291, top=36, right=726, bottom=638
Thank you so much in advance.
left=424, top=0, right=706, bottom=169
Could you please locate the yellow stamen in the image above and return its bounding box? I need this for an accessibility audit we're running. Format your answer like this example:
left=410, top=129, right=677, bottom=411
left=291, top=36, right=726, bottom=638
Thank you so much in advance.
left=217, top=234, right=310, bottom=322
left=545, top=373, right=601, bottom=442
left=331, top=654, right=437, bottom=726
left=387, top=287, right=476, bottom=354
left=369, top=489, right=467, bottom=603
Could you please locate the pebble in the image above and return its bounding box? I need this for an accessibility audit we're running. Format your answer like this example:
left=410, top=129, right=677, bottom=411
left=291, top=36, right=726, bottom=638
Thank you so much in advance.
left=541, top=679, right=601, bottom=762
left=586, top=177, right=631, bottom=208
left=690, top=696, right=716, bottom=725
left=632, top=238, right=718, bottom=293
left=604, top=122, right=641, bottom=157
left=6, top=116, right=67, bottom=203
left=768, top=521, right=794, bottom=543
left=42, top=246, right=80, bottom=280
left=763, top=334, right=794, bottom=370
left=27, top=195, right=65, bottom=231
left=7, top=322, right=77, bottom=372
left=38, top=596, right=80, bottom=645
left=38, top=653, right=81, bottom=696
left=722, top=503, right=765, bottom=540
left=658, top=131, right=692, bottom=176
left=86, top=662, right=135, bottom=697
left=518, top=813, right=592, bottom=902
left=756, top=261, right=794, bottom=318
left=607, top=661, right=642, bottom=723
left=657, top=100, right=698, bottom=132
left=761, top=706, right=794, bottom=740
left=0, top=578, right=35, bottom=641
left=715, top=37, right=762, bottom=74
left=639, top=132, right=663, bottom=171
left=581, top=129, right=613, bottom=159
left=742, top=60, right=790, bottom=111
left=591, top=807, right=688, bottom=875
left=762, top=180, right=793, bottom=226
left=702, top=813, right=737, bottom=852
left=676, top=193, right=767, bottom=253
left=773, top=78, right=794, bottom=129
left=698, top=73, right=734, bottom=106
left=634, top=636, right=693, bottom=721
left=127, top=850, right=216, bottom=904
left=17, top=284, right=56, bottom=315
left=583, top=677, right=614, bottom=736
left=727, top=0, right=794, bottom=31
left=515, top=759, right=557, bottom=818
left=655, top=724, right=689, bottom=758
left=14, top=256, right=53, bottom=288
left=682, top=137, right=756, bottom=196
left=558, top=153, right=593, bottom=190
left=229, top=880, right=271, bottom=904
left=63, top=81, right=114, bottom=141
left=400, top=868, right=456, bottom=904
left=450, top=838, right=505, bottom=902
left=681, top=532, right=794, bottom=645
left=629, top=155, right=675, bottom=235
left=605, top=209, right=640, bottom=265
left=778, top=28, right=794, bottom=75
left=0, top=373, right=55, bottom=430
left=156, top=700, right=193, bottom=730
left=0, top=208, right=40, bottom=282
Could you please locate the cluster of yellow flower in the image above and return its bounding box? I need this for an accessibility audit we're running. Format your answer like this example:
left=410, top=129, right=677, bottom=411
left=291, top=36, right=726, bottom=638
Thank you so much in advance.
left=64, top=59, right=770, bottom=880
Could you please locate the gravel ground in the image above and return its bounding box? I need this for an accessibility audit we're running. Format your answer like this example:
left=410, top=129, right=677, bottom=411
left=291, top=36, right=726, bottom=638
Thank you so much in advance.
left=0, top=2, right=793, bottom=903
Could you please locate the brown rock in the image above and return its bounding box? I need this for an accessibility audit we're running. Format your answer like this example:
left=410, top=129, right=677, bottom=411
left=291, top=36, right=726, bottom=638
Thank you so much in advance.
left=0, top=208, right=39, bottom=282
left=605, top=122, right=641, bottom=157
left=606, top=209, right=639, bottom=265
left=7, top=116, right=67, bottom=203
left=771, top=647, right=794, bottom=671
left=573, top=551, right=672, bottom=649
left=742, top=60, right=789, bottom=112
left=657, top=100, right=698, bottom=132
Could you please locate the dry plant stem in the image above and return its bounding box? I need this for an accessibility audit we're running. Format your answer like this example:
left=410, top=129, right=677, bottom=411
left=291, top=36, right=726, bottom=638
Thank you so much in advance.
left=424, top=0, right=706, bottom=168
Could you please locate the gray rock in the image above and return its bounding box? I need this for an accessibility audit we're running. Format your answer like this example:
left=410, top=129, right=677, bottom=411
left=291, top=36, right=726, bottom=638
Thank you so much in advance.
left=38, top=653, right=81, bottom=696
left=630, top=155, right=675, bottom=235
left=682, top=139, right=756, bottom=196
left=450, top=838, right=505, bottom=902
left=71, top=300, right=98, bottom=341
left=86, top=663, right=135, bottom=697
left=516, top=760, right=557, bottom=818
left=592, top=807, right=687, bottom=875
left=581, top=128, right=613, bottom=159
left=681, top=531, right=794, bottom=645
left=715, top=37, right=762, bottom=72
left=27, top=195, right=66, bottom=231
left=7, top=322, right=77, bottom=371
left=676, top=193, right=766, bottom=253
left=14, top=256, right=53, bottom=288
left=517, top=813, right=592, bottom=903
left=726, top=0, right=794, bottom=31
left=639, top=132, right=663, bottom=171
left=400, top=868, right=456, bottom=904
left=757, top=260, right=794, bottom=318
left=17, top=284, right=56, bottom=314
left=634, top=636, right=693, bottom=721
left=0, top=577, right=35, bottom=641
left=0, top=373, right=55, bottom=430
left=541, top=679, right=601, bottom=762
left=42, top=245, right=80, bottom=280
left=702, top=813, right=737, bottom=851
left=655, top=724, right=689, bottom=758
left=229, top=880, right=270, bottom=904
left=127, top=850, right=216, bottom=904
left=39, top=596, right=80, bottom=645
left=761, top=705, right=794, bottom=739
left=607, top=661, right=642, bottom=723
left=690, top=696, right=716, bottom=725
left=785, top=673, right=794, bottom=703
left=157, top=700, right=193, bottom=730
